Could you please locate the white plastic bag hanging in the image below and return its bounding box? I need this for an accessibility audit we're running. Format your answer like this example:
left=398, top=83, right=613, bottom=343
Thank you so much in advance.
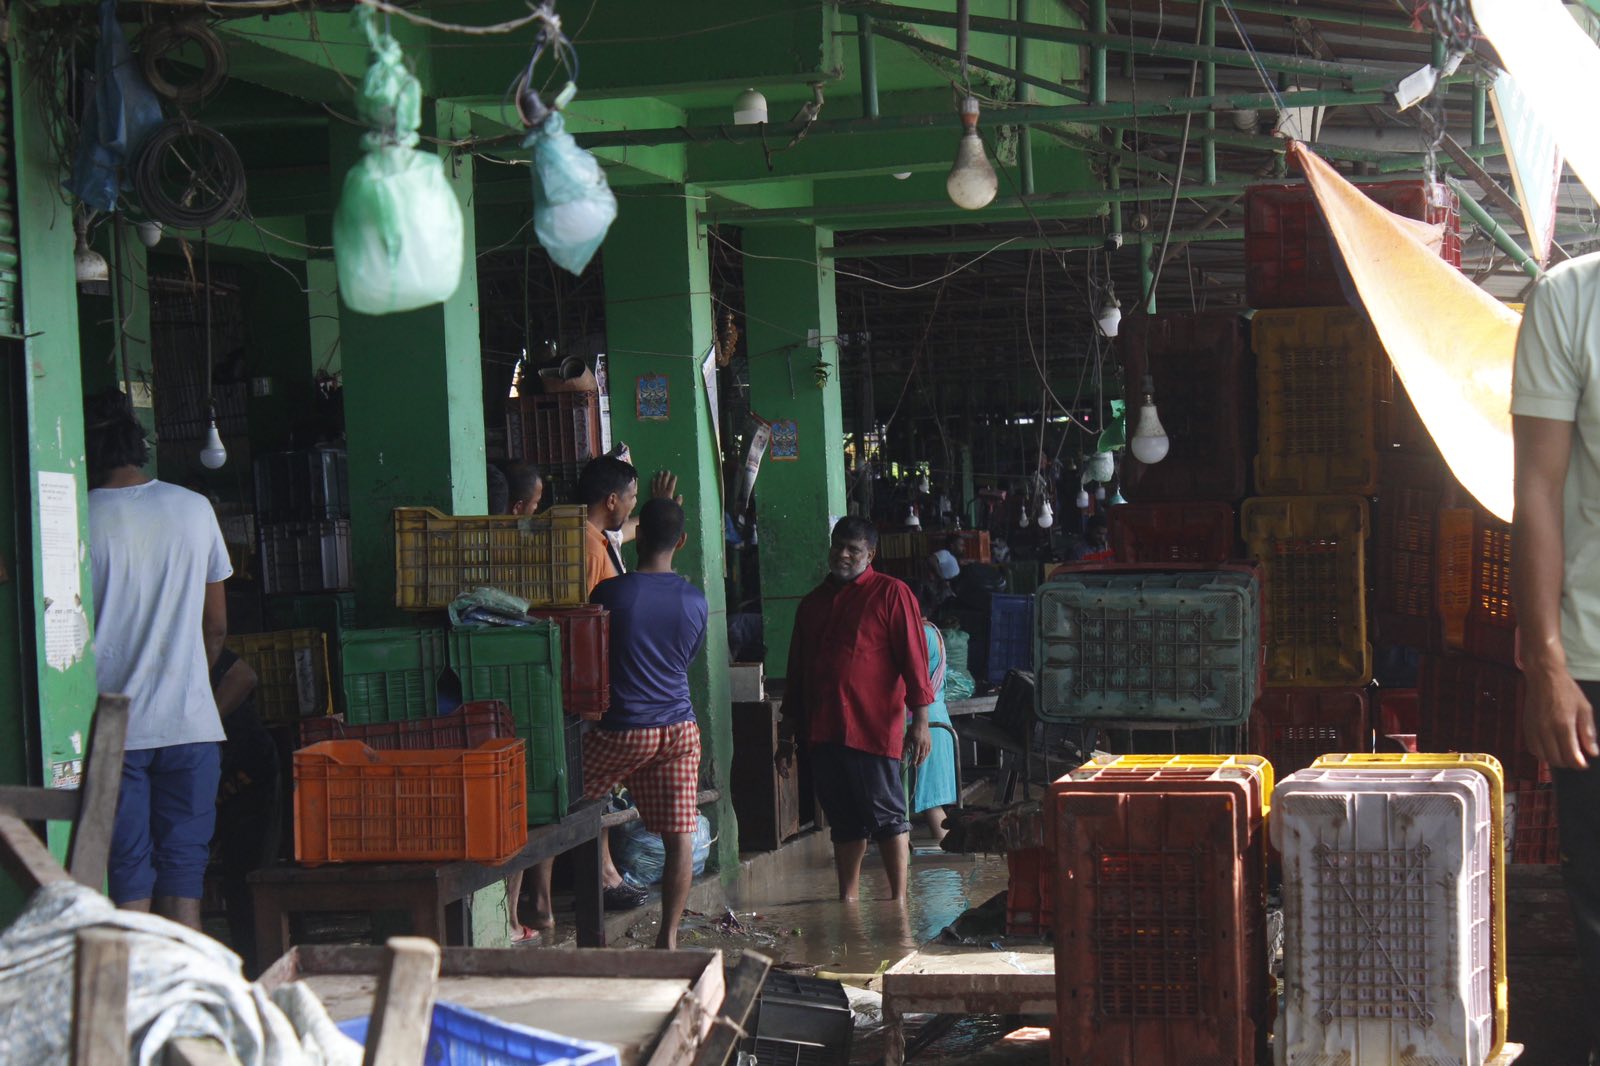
left=333, top=8, right=464, bottom=315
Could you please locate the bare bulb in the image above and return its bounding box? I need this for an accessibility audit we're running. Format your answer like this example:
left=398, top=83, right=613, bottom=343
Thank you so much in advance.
left=1096, top=289, right=1122, bottom=337
left=1075, top=488, right=1091, bottom=510
left=136, top=220, right=163, bottom=248
left=1036, top=498, right=1055, bottom=529
left=199, top=418, right=227, bottom=470
left=946, top=97, right=998, bottom=210
left=1095, top=485, right=1107, bottom=501
left=1129, top=394, right=1170, bottom=464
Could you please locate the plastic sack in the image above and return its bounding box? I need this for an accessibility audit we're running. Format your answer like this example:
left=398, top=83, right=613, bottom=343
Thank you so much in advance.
left=68, top=0, right=164, bottom=210
left=333, top=9, right=463, bottom=315
left=613, top=813, right=713, bottom=889
left=526, top=112, right=617, bottom=276
left=944, top=667, right=976, bottom=702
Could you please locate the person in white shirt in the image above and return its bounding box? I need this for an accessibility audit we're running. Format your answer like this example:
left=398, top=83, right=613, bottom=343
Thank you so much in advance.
left=85, top=391, right=231, bottom=930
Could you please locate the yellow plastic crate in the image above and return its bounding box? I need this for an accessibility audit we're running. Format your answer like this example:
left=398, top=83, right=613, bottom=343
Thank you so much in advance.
left=1310, top=751, right=1508, bottom=1056
left=1253, top=307, right=1388, bottom=495
left=1073, top=753, right=1275, bottom=812
left=394, top=505, right=587, bottom=609
left=877, top=531, right=927, bottom=560
left=1242, top=495, right=1371, bottom=687
left=230, top=628, right=334, bottom=724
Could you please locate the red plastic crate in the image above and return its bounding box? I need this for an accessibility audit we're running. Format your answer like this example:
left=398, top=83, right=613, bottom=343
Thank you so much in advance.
left=298, top=700, right=514, bottom=750
left=1248, top=687, right=1368, bottom=777
left=1374, top=451, right=1451, bottom=648
left=1465, top=517, right=1518, bottom=666
left=527, top=605, right=610, bottom=721
left=1509, top=785, right=1560, bottom=865
left=511, top=391, right=602, bottom=466
left=1245, top=180, right=1462, bottom=309
left=933, top=529, right=991, bottom=565
left=1375, top=688, right=1420, bottom=737
left=1119, top=311, right=1253, bottom=502
left=293, top=738, right=528, bottom=865
left=1005, top=847, right=1054, bottom=938
left=1105, top=501, right=1235, bottom=564
left=1419, top=653, right=1540, bottom=785
left=1050, top=781, right=1267, bottom=1066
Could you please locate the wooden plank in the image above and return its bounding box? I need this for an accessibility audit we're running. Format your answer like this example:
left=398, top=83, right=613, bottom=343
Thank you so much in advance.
left=644, top=946, right=728, bottom=1066
left=602, top=790, right=721, bottom=830
left=164, top=1039, right=240, bottom=1066
left=72, top=929, right=128, bottom=1066
left=261, top=944, right=723, bottom=985
left=0, top=786, right=78, bottom=821
left=362, top=937, right=441, bottom=1066
left=0, top=812, right=68, bottom=891
left=69, top=695, right=129, bottom=889
left=689, top=950, right=772, bottom=1066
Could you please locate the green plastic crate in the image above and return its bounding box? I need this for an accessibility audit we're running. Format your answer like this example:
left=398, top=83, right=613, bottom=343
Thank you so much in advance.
left=1035, top=569, right=1261, bottom=726
left=449, top=624, right=568, bottom=825
left=340, top=627, right=449, bottom=725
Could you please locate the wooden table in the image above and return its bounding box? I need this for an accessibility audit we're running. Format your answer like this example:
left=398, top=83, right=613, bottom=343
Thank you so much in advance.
left=250, top=799, right=605, bottom=967
left=880, top=941, right=1055, bottom=1066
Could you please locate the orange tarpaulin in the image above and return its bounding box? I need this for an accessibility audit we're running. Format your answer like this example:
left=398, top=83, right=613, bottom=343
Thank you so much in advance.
left=1289, top=141, right=1518, bottom=521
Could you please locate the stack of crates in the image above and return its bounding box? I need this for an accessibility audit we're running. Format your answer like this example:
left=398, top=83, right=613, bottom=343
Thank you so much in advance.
left=1049, top=754, right=1273, bottom=1065
left=506, top=391, right=603, bottom=505
left=1274, top=752, right=1505, bottom=1064
left=254, top=446, right=353, bottom=595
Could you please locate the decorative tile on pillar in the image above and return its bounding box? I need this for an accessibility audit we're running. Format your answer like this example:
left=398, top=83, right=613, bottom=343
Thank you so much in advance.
left=770, top=419, right=799, bottom=461
left=636, top=374, right=670, bottom=421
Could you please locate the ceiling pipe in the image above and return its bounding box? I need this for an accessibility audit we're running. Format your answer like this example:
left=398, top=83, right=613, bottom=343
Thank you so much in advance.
left=1090, top=0, right=1108, bottom=105
left=1016, top=0, right=1035, bottom=196
left=1202, top=0, right=1217, bottom=185
left=857, top=13, right=880, bottom=119
left=869, top=23, right=1089, bottom=101
left=1219, top=0, right=1416, bottom=32
left=824, top=228, right=1244, bottom=259
left=1451, top=178, right=1542, bottom=279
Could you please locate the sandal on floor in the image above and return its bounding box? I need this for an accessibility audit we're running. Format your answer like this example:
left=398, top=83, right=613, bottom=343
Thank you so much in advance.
left=510, top=924, right=543, bottom=945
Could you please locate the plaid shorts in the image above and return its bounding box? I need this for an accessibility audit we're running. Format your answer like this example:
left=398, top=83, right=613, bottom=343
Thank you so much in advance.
left=582, top=720, right=702, bottom=834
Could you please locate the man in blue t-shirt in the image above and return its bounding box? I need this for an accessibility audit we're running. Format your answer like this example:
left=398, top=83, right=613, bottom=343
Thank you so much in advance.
left=585, top=498, right=709, bottom=948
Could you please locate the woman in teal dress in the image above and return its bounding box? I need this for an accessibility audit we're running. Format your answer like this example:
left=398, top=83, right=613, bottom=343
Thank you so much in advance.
left=910, top=581, right=958, bottom=843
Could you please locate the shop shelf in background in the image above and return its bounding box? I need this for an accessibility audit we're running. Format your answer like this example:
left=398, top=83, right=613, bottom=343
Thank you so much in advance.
left=1242, top=495, right=1371, bottom=687
left=1465, top=516, right=1518, bottom=666
left=510, top=391, right=603, bottom=467
left=538, top=460, right=585, bottom=508
left=230, top=628, right=334, bottom=724
left=293, top=738, right=527, bottom=865
left=1004, top=846, right=1053, bottom=938
left=1248, top=687, right=1367, bottom=778
left=254, top=446, right=349, bottom=523
left=1272, top=766, right=1494, bottom=1064
left=1419, top=653, right=1540, bottom=785
left=986, top=594, right=1034, bottom=685
left=393, top=505, right=587, bottom=610
left=1035, top=567, right=1261, bottom=726
left=449, top=623, right=569, bottom=825
left=1105, top=500, right=1235, bottom=564
left=1374, top=451, right=1458, bottom=649
left=1119, top=311, right=1253, bottom=502
left=340, top=626, right=449, bottom=726
left=1244, top=179, right=1461, bottom=309
left=1509, top=785, right=1560, bottom=865
left=528, top=605, right=610, bottom=721
left=259, top=520, right=352, bottom=595
left=876, top=531, right=926, bottom=560
left=299, top=700, right=514, bottom=751
left=1253, top=308, right=1388, bottom=496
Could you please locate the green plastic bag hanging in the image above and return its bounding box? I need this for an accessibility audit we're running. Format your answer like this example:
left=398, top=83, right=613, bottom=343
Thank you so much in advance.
left=333, top=8, right=463, bottom=315
left=524, top=108, right=616, bottom=276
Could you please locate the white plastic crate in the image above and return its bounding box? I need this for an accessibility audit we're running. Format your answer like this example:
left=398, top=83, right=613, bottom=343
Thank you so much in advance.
left=1272, top=767, right=1493, bottom=1066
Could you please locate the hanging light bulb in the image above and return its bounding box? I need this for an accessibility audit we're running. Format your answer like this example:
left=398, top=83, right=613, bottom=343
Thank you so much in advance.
left=1036, top=497, right=1055, bottom=529
left=733, top=89, right=768, bottom=125
left=1075, top=488, right=1091, bottom=510
left=906, top=504, right=921, bottom=530
left=1018, top=502, right=1030, bottom=528
left=946, top=96, right=998, bottom=210
left=136, top=219, right=163, bottom=248
left=199, top=415, right=228, bottom=470
left=74, top=220, right=109, bottom=289
left=1095, top=484, right=1107, bottom=501
left=1129, top=376, right=1171, bottom=465
left=917, top=473, right=931, bottom=494
left=1096, top=285, right=1122, bottom=338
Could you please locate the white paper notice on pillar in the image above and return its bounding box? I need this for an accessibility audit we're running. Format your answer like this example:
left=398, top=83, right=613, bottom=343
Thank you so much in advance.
left=1491, top=71, right=1563, bottom=263
left=37, top=471, right=90, bottom=670
left=701, top=344, right=721, bottom=460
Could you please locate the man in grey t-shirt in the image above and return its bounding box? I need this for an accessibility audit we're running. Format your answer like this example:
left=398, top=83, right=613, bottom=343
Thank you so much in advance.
left=85, top=391, right=231, bottom=929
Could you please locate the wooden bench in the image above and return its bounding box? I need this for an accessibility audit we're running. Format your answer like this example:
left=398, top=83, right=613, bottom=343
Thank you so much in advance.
left=249, top=798, right=607, bottom=967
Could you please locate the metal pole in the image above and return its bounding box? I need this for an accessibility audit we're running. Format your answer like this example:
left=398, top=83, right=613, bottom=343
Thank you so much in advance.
left=1224, top=0, right=1415, bottom=31
left=824, top=228, right=1243, bottom=259
left=1473, top=79, right=1487, bottom=148
left=1090, top=0, right=1108, bottom=105
left=870, top=23, right=1089, bottom=101
left=1017, top=0, right=1035, bottom=195
left=1202, top=0, right=1217, bottom=186
left=857, top=13, right=880, bottom=119
left=1109, top=155, right=1124, bottom=237
left=1451, top=179, right=1542, bottom=279
left=1139, top=233, right=1157, bottom=313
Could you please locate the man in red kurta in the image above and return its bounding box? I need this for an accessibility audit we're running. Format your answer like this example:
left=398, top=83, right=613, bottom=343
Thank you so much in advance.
left=779, top=516, right=935, bottom=901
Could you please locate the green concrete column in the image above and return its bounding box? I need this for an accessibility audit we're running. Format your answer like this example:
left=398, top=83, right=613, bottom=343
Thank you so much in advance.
left=5, top=51, right=99, bottom=868
left=601, top=187, right=735, bottom=869
left=334, top=103, right=486, bottom=626
left=741, top=226, right=847, bottom=677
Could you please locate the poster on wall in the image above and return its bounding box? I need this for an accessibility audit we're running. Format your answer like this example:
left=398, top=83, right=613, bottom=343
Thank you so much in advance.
left=595, top=353, right=613, bottom=452
left=770, top=419, right=799, bottom=461
left=734, top=416, right=771, bottom=524
left=701, top=344, right=721, bottom=458
left=636, top=373, right=670, bottom=421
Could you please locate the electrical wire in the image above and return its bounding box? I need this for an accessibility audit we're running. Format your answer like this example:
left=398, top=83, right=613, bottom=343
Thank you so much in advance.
left=132, top=120, right=248, bottom=230
left=706, top=227, right=1023, bottom=292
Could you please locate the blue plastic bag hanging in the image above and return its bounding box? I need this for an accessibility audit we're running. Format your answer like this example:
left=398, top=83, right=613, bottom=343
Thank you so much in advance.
left=66, top=0, right=164, bottom=211
left=333, top=7, right=464, bottom=315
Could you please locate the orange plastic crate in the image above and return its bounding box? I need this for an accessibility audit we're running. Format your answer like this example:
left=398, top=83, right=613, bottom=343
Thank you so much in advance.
left=1509, top=785, right=1560, bottom=865
left=1005, top=847, right=1054, bottom=938
left=294, top=738, right=528, bottom=865
left=1435, top=507, right=1477, bottom=650
left=1465, top=517, right=1518, bottom=666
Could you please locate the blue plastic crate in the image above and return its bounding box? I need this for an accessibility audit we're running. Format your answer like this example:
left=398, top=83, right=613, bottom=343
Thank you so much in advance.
left=1035, top=569, right=1261, bottom=726
left=987, top=594, right=1035, bottom=684
left=339, top=1000, right=620, bottom=1066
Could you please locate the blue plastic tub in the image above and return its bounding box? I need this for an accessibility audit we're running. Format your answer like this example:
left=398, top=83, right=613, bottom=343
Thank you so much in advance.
left=987, top=593, right=1035, bottom=684
left=338, top=1001, right=620, bottom=1066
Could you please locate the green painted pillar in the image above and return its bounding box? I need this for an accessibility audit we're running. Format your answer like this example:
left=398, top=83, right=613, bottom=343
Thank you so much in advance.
left=601, top=188, right=735, bottom=869
left=7, top=51, right=99, bottom=863
left=741, top=226, right=847, bottom=677
left=307, top=258, right=341, bottom=378
left=335, top=103, right=486, bottom=627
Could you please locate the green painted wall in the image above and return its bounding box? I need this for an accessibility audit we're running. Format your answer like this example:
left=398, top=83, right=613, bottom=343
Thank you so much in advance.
left=601, top=188, right=737, bottom=872
left=741, top=226, right=847, bottom=676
